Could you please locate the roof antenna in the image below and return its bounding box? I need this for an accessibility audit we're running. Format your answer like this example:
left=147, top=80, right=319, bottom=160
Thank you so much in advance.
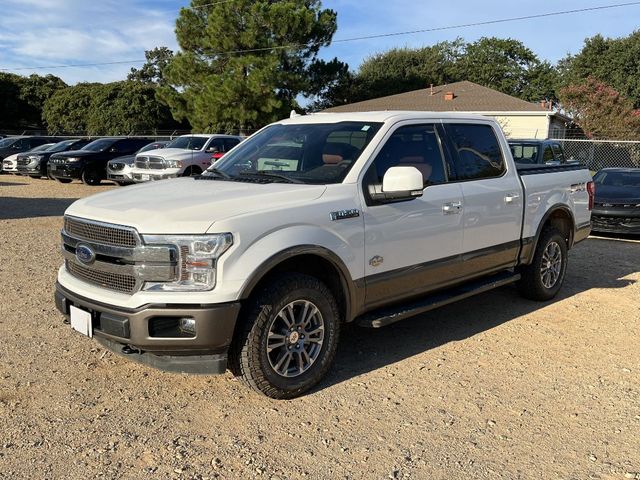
left=290, top=109, right=301, bottom=118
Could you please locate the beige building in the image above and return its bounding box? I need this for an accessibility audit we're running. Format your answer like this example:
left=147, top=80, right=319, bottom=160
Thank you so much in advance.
left=324, top=80, right=571, bottom=140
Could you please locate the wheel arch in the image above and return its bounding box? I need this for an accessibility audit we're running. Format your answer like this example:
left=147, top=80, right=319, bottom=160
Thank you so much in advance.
left=521, top=204, right=576, bottom=265
left=238, top=245, right=363, bottom=323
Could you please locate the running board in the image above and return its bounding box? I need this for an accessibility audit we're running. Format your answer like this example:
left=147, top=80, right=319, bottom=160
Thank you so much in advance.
left=357, top=271, right=521, bottom=328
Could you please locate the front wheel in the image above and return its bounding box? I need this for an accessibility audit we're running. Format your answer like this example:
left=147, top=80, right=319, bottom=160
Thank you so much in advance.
left=517, top=227, right=568, bottom=301
left=229, top=273, right=341, bottom=399
left=81, top=168, right=102, bottom=186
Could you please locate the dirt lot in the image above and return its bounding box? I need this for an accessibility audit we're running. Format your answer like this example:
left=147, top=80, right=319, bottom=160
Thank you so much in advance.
left=1, top=174, right=639, bottom=480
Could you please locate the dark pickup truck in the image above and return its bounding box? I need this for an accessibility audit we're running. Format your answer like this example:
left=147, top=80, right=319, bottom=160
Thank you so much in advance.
left=509, top=139, right=571, bottom=166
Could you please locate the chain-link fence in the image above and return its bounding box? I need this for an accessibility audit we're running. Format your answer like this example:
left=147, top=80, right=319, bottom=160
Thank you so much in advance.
left=557, top=139, right=640, bottom=171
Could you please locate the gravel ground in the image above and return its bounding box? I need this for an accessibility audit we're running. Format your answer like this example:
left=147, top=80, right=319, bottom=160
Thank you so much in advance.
left=1, top=174, right=639, bottom=480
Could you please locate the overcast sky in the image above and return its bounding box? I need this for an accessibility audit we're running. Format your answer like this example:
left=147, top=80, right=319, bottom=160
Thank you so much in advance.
left=0, top=0, right=639, bottom=85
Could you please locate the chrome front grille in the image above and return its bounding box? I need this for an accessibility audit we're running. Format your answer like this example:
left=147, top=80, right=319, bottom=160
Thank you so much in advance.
left=135, top=156, right=165, bottom=170
left=64, top=216, right=138, bottom=247
left=61, top=216, right=178, bottom=295
left=66, top=260, right=137, bottom=294
left=17, top=157, right=31, bottom=166
left=109, top=162, right=125, bottom=171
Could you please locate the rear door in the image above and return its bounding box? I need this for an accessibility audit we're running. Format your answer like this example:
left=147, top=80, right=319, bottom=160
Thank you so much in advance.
left=361, top=122, right=465, bottom=308
left=442, top=122, right=523, bottom=276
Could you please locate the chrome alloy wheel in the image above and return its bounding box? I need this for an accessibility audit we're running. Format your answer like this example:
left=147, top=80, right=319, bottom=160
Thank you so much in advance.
left=540, top=241, right=563, bottom=289
left=266, top=300, right=325, bottom=378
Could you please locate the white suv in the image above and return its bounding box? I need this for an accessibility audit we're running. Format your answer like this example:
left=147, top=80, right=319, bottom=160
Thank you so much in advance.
left=131, top=134, right=242, bottom=182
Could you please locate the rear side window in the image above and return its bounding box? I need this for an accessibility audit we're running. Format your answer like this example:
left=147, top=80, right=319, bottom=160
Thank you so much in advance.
left=542, top=146, right=554, bottom=162
left=223, top=138, right=240, bottom=151
left=446, top=124, right=505, bottom=180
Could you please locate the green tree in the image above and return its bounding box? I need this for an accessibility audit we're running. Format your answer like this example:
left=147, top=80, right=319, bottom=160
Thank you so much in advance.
left=128, top=47, right=174, bottom=86
left=0, top=72, right=66, bottom=129
left=43, top=81, right=178, bottom=135
left=559, top=77, right=640, bottom=140
left=560, top=31, right=640, bottom=107
left=160, top=0, right=346, bottom=132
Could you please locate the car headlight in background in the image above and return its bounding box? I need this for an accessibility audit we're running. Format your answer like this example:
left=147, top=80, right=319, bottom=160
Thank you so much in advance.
left=164, top=159, right=183, bottom=168
left=65, top=157, right=81, bottom=163
left=28, top=155, right=43, bottom=164
left=141, top=234, right=233, bottom=292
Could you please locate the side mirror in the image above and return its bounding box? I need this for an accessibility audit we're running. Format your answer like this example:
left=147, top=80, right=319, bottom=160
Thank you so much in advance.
left=370, top=166, right=424, bottom=203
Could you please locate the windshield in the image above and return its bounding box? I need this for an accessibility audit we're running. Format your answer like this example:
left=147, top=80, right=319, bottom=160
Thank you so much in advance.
left=207, top=122, right=383, bottom=184
left=83, top=138, right=116, bottom=152
left=138, top=142, right=166, bottom=153
left=28, top=143, right=55, bottom=153
left=167, top=136, right=208, bottom=150
left=594, top=170, right=640, bottom=187
left=509, top=143, right=539, bottom=164
left=46, top=139, right=79, bottom=153
left=0, top=138, right=18, bottom=148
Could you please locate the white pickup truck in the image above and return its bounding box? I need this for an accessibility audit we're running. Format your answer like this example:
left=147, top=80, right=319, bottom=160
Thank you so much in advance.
left=55, top=112, right=593, bottom=398
left=130, top=134, right=242, bottom=182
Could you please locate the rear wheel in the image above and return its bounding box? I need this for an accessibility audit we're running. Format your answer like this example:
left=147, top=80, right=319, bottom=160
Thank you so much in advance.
left=81, top=168, right=102, bottom=186
left=229, top=273, right=340, bottom=399
left=517, top=227, right=568, bottom=301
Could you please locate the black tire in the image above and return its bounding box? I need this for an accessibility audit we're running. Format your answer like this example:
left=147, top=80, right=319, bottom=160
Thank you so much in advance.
left=229, top=273, right=341, bottom=399
left=517, top=227, right=568, bottom=301
left=81, top=168, right=102, bottom=186
left=182, top=166, right=201, bottom=177
left=54, top=177, right=72, bottom=184
left=116, top=181, right=130, bottom=186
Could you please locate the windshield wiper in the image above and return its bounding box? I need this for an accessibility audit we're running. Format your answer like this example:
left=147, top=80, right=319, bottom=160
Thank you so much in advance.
left=239, top=170, right=303, bottom=184
left=207, top=167, right=231, bottom=179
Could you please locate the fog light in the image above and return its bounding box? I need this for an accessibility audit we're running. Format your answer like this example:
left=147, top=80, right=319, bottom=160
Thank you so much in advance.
left=179, top=317, right=196, bottom=335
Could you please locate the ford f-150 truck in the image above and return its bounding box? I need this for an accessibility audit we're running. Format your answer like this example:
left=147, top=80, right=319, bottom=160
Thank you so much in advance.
left=55, top=112, right=594, bottom=399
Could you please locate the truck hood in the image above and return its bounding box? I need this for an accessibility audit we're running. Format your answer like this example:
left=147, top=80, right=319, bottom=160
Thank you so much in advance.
left=65, top=177, right=327, bottom=234
left=138, top=148, right=198, bottom=159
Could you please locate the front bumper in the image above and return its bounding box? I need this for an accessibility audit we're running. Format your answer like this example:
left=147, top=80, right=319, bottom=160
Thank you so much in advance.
left=131, top=168, right=180, bottom=182
left=55, top=282, right=241, bottom=374
left=48, top=162, right=82, bottom=179
left=16, top=163, right=41, bottom=176
left=2, top=161, right=17, bottom=172
left=107, top=169, right=134, bottom=183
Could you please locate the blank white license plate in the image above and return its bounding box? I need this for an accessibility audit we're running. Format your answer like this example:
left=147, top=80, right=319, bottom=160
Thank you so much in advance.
left=141, top=174, right=150, bottom=181
left=70, top=306, right=92, bottom=338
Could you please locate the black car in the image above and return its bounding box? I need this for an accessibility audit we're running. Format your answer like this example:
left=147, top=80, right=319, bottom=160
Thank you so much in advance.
left=48, top=137, right=154, bottom=185
left=16, top=138, right=91, bottom=178
left=591, top=168, right=640, bottom=235
left=0, top=136, right=61, bottom=161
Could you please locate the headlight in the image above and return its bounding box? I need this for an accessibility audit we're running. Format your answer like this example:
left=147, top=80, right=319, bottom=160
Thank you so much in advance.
left=65, top=157, right=81, bottom=163
left=141, top=234, right=233, bottom=292
left=164, top=159, right=183, bottom=168
left=28, top=155, right=43, bottom=163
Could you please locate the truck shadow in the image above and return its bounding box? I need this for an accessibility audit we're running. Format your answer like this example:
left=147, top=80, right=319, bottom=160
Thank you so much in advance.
left=0, top=197, right=78, bottom=220
left=320, top=237, right=639, bottom=391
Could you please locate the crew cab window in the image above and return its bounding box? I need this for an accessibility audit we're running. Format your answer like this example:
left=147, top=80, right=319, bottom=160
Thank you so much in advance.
left=368, top=124, right=447, bottom=186
left=551, top=144, right=565, bottom=163
left=207, top=139, right=225, bottom=153
left=542, top=145, right=555, bottom=163
left=446, top=124, right=505, bottom=180
left=510, top=144, right=538, bottom=164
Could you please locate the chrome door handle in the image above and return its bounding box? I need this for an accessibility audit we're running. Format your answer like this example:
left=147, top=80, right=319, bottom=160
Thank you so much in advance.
left=442, top=202, right=462, bottom=215
left=504, top=193, right=520, bottom=204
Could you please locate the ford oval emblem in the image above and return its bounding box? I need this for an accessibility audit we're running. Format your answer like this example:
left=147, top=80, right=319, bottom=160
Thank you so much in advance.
left=76, top=244, right=96, bottom=265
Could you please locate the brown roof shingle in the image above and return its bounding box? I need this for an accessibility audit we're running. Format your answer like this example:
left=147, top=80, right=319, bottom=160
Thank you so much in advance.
left=324, top=80, right=547, bottom=113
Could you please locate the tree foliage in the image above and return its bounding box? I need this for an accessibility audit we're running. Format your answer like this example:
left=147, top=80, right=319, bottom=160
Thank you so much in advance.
left=560, top=31, right=640, bottom=108
left=559, top=77, right=640, bottom=140
left=0, top=73, right=66, bottom=129
left=159, top=0, right=347, bottom=132
left=128, top=47, right=175, bottom=86
left=316, top=37, right=560, bottom=109
left=43, top=81, right=179, bottom=135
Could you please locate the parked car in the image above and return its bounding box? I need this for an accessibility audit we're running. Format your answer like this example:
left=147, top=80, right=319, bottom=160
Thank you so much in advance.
left=130, top=134, right=242, bottom=183
left=509, top=139, right=572, bottom=165
left=591, top=168, right=640, bottom=235
left=3, top=142, right=55, bottom=174
left=107, top=141, right=169, bottom=186
left=55, top=112, right=593, bottom=398
left=16, top=138, right=91, bottom=178
left=2, top=152, right=20, bottom=174
left=0, top=136, right=61, bottom=161
left=48, top=137, right=154, bottom=185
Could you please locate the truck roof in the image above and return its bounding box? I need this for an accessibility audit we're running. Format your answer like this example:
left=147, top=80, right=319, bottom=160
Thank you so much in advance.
left=279, top=111, right=494, bottom=125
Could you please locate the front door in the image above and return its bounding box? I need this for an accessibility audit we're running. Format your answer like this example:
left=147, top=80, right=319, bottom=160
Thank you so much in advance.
left=361, top=123, right=465, bottom=308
